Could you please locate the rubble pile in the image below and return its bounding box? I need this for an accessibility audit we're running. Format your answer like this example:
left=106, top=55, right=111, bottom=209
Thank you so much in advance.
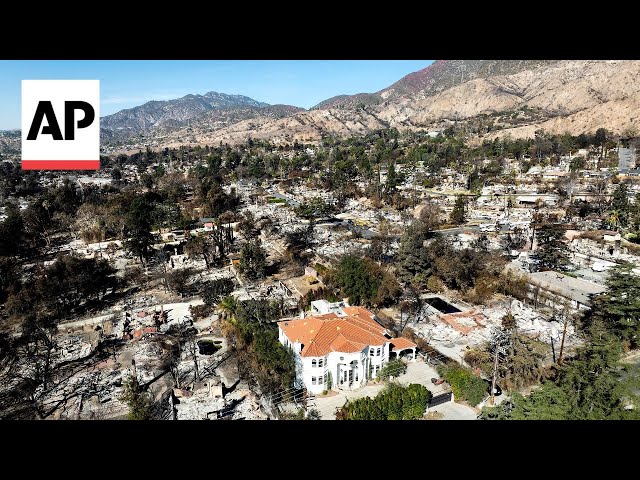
left=409, top=297, right=580, bottom=365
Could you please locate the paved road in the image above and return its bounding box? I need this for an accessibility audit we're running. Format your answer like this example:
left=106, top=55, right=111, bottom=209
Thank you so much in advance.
left=436, top=225, right=511, bottom=236
left=312, top=361, right=478, bottom=420
left=436, top=226, right=479, bottom=235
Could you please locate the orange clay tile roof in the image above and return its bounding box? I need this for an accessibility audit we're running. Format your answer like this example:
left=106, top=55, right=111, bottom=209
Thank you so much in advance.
left=278, top=308, right=389, bottom=357
left=390, top=337, right=417, bottom=352
left=341, top=306, right=387, bottom=335
left=277, top=316, right=327, bottom=346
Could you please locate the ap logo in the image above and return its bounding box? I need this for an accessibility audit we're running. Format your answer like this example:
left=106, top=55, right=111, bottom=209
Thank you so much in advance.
left=22, top=80, right=100, bottom=170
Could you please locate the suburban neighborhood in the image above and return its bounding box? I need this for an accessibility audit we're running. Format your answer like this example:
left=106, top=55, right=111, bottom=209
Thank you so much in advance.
left=1, top=59, right=640, bottom=420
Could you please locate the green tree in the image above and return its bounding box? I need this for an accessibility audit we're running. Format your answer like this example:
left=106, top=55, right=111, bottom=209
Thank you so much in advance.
left=482, top=266, right=640, bottom=420
left=611, top=183, right=630, bottom=228
left=555, top=320, right=624, bottom=419
left=239, top=240, right=267, bottom=280
left=119, top=374, right=153, bottom=420
left=480, top=383, right=572, bottom=420
left=449, top=195, right=466, bottom=225
left=285, top=223, right=315, bottom=261
left=228, top=300, right=297, bottom=395
left=332, top=256, right=400, bottom=307
left=200, top=183, right=240, bottom=218
left=396, top=223, right=431, bottom=287
left=569, top=156, right=586, bottom=172
left=482, top=322, right=637, bottom=420
left=385, top=162, right=403, bottom=194
left=217, top=295, right=238, bottom=320
left=465, top=332, right=546, bottom=391
left=295, top=197, right=335, bottom=221
left=438, top=362, right=487, bottom=406
left=594, top=127, right=607, bottom=164
left=534, top=224, right=570, bottom=271
left=426, top=236, right=501, bottom=292
left=584, top=263, right=640, bottom=348
left=124, top=196, right=156, bottom=263
left=202, top=278, right=235, bottom=306
left=5, top=256, right=118, bottom=323
left=378, top=359, right=407, bottom=380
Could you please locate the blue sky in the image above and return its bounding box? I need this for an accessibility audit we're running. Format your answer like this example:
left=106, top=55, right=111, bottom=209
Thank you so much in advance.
left=0, top=60, right=432, bottom=130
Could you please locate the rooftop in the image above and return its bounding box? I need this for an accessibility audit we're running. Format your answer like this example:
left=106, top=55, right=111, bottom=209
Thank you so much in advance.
left=390, top=337, right=417, bottom=352
left=278, top=305, right=415, bottom=357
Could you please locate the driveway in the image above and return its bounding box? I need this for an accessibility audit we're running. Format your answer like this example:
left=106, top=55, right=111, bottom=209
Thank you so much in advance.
left=312, top=361, right=477, bottom=420
left=428, top=401, right=478, bottom=420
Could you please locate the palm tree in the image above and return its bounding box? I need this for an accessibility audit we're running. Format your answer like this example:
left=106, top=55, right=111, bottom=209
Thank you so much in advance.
left=608, top=210, right=621, bottom=232
left=216, top=295, right=238, bottom=321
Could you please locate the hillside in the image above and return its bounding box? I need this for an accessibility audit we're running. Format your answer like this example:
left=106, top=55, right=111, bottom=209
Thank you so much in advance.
left=380, top=60, right=558, bottom=99
left=100, top=60, right=640, bottom=149
left=156, top=107, right=389, bottom=147
left=101, top=91, right=270, bottom=138
left=311, top=60, right=557, bottom=109
left=377, top=60, right=640, bottom=137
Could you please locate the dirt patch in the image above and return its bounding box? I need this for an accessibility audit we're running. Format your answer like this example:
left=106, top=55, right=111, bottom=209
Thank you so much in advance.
left=283, top=275, right=325, bottom=298
left=424, top=411, right=445, bottom=420
left=315, top=390, right=339, bottom=398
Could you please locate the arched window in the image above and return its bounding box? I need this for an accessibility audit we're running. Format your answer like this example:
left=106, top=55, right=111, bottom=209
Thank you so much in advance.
left=312, top=359, right=317, bottom=367
left=376, top=348, right=381, bottom=356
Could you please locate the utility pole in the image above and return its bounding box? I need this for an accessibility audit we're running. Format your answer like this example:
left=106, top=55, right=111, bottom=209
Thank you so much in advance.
left=489, top=327, right=509, bottom=406
left=489, top=346, right=499, bottom=406
left=557, top=310, right=570, bottom=364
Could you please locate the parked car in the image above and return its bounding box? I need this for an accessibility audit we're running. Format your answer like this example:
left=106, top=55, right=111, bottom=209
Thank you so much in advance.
left=431, top=377, right=446, bottom=385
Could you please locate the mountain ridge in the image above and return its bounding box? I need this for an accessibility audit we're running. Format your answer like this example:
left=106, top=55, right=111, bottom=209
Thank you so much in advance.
left=101, top=91, right=271, bottom=135
left=98, top=60, right=640, bottom=148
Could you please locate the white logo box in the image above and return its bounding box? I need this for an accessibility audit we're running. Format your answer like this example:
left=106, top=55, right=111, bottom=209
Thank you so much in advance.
left=22, top=79, right=100, bottom=170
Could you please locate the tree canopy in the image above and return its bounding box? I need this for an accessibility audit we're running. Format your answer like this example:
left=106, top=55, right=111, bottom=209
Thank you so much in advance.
left=534, top=223, right=570, bottom=271
left=331, top=255, right=401, bottom=307
left=239, top=241, right=267, bottom=280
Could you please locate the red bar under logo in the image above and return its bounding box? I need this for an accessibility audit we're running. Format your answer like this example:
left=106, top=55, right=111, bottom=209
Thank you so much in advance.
left=22, top=160, right=100, bottom=170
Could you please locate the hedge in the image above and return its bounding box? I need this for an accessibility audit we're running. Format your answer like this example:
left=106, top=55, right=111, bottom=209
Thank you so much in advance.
left=438, top=363, right=486, bottom=406
left=336, top=383, right=431, bottom=420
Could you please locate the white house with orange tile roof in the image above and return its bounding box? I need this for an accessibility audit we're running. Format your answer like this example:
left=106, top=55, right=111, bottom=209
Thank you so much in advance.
left=277, top=300, right=416, bottom=394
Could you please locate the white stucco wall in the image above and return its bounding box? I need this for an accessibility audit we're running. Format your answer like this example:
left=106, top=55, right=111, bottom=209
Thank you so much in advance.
left=278, top=326, right=393, bottom=394
left=365, top=343, right=390, bottom=380
left=301, top=355, right=329, bottom=394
